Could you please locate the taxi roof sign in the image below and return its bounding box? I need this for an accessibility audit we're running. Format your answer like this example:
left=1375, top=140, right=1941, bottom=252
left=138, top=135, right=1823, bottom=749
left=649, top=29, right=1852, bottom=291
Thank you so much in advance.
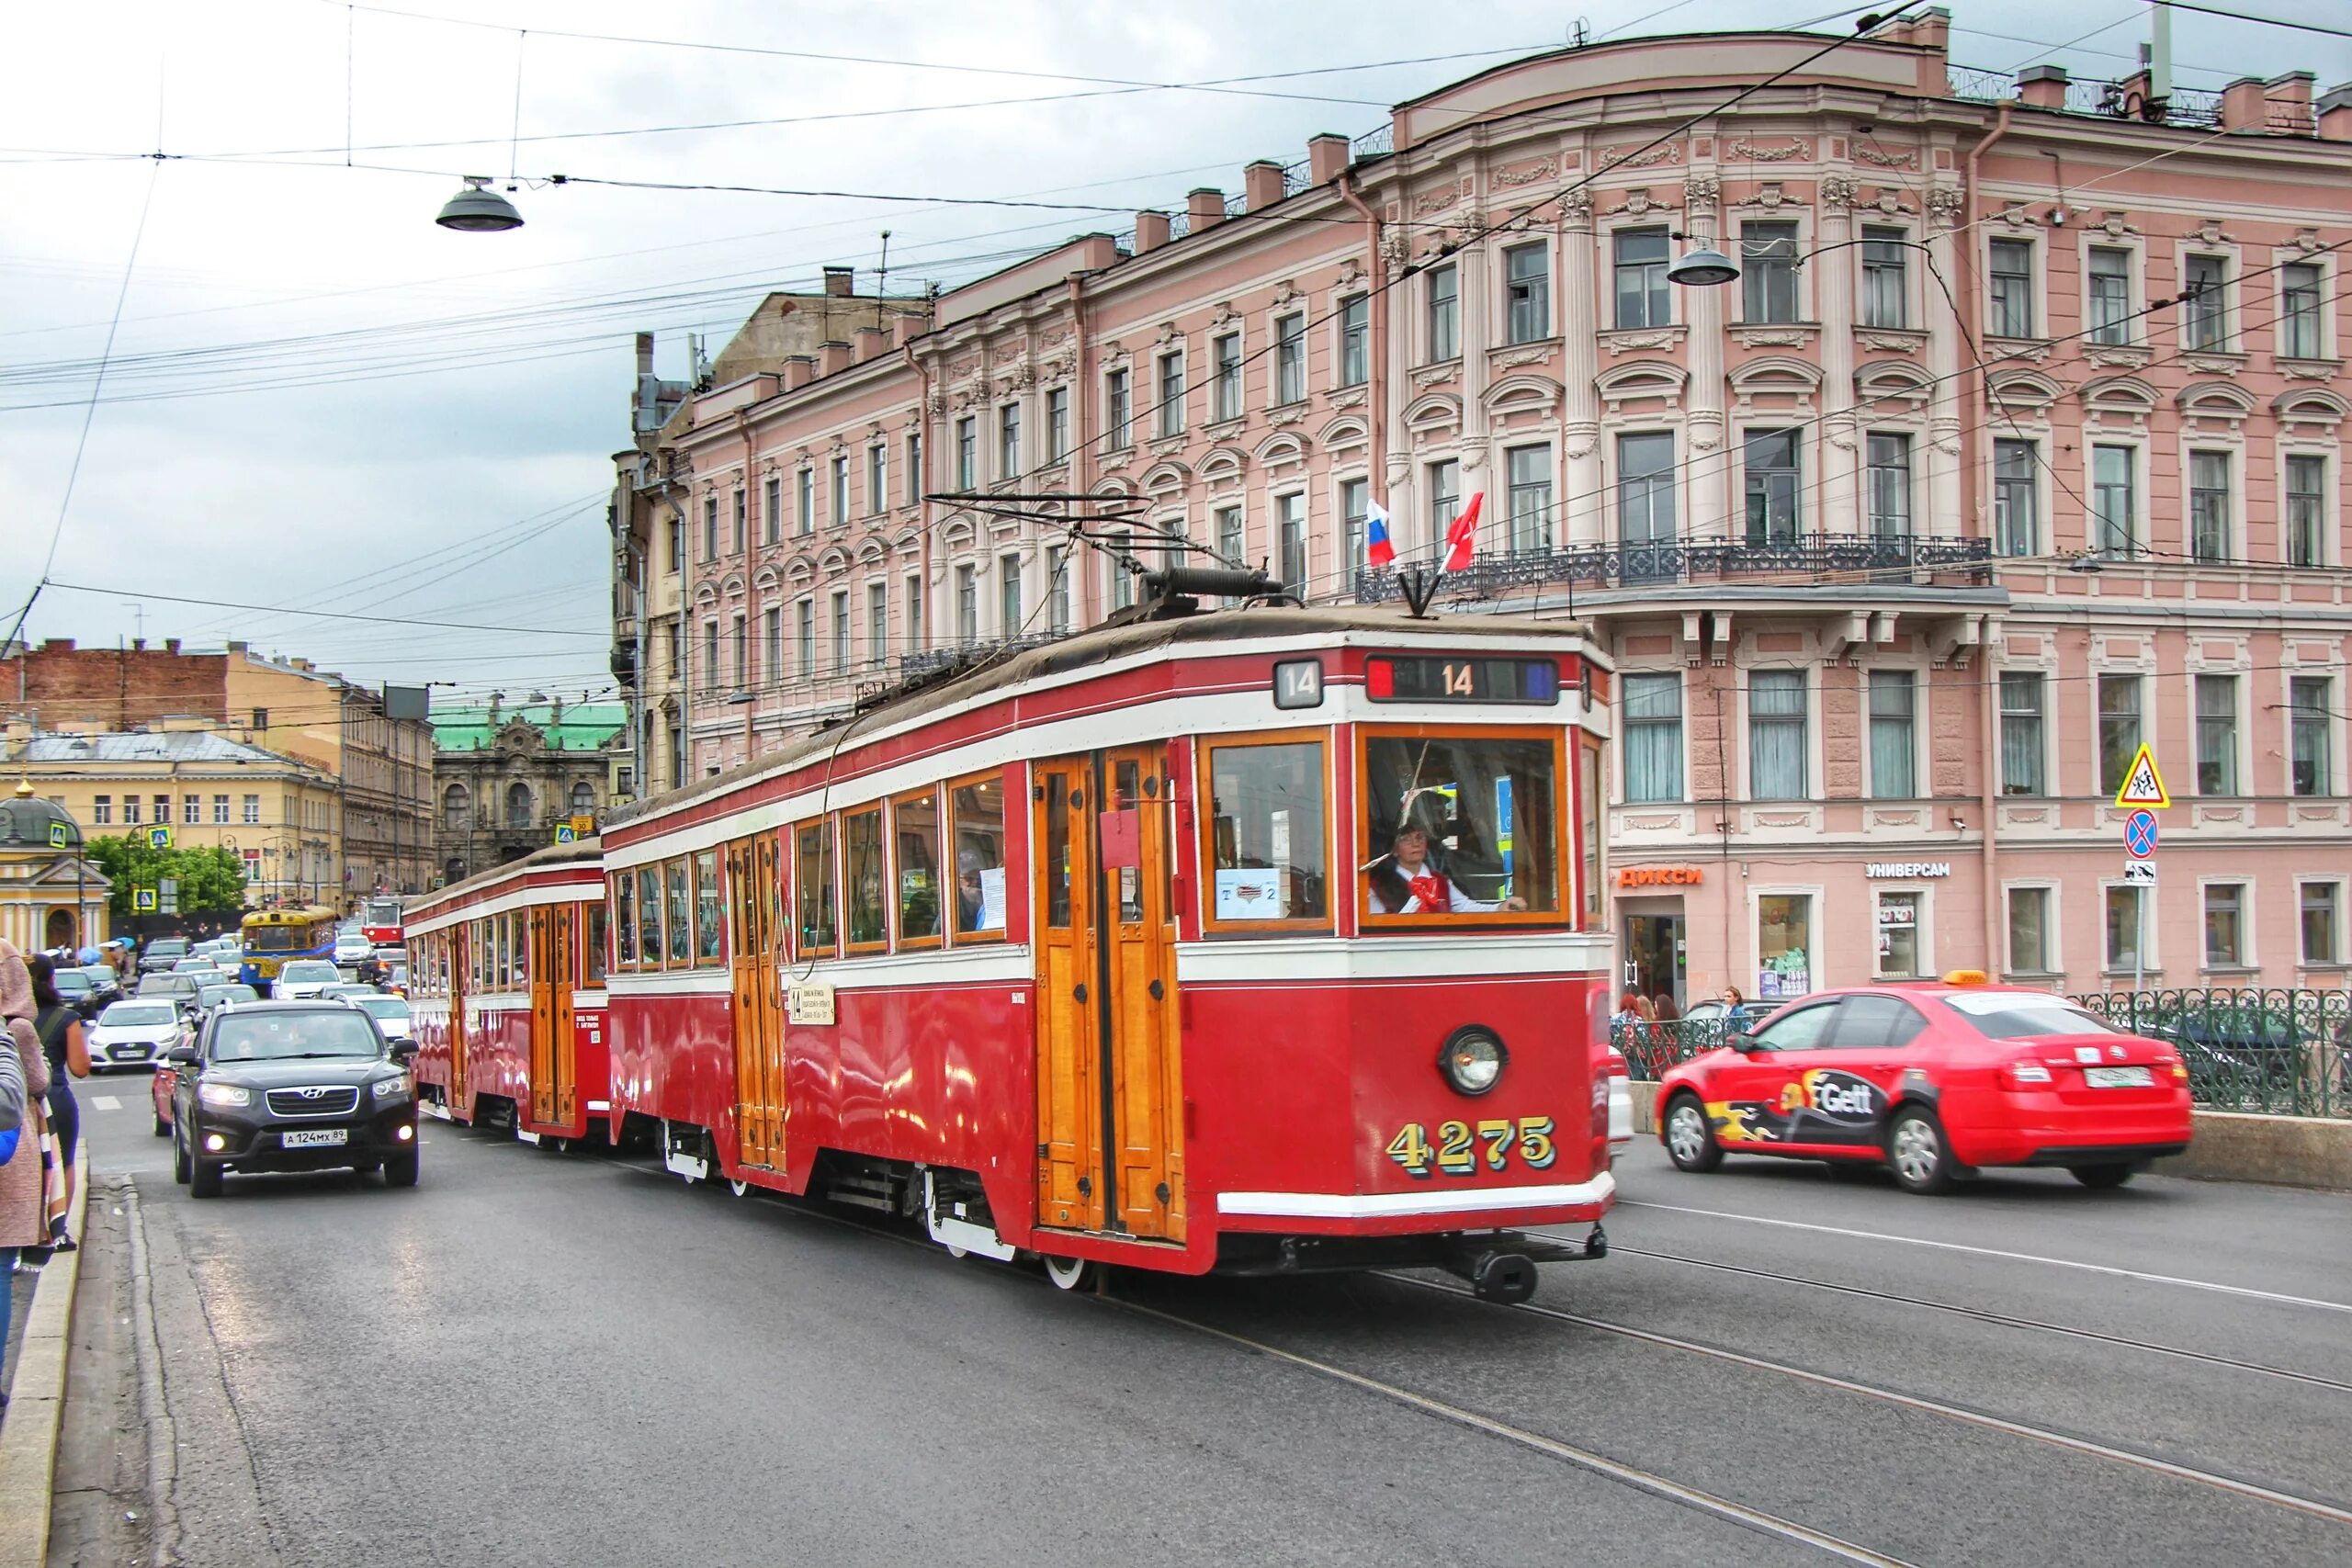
left=2112, top=743, right=2170, bottom=809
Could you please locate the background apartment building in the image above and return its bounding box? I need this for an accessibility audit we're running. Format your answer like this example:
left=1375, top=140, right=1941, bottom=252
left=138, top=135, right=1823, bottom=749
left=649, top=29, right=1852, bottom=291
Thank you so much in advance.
left=609, top=9, right=2352, bottom=998
left=3, top=636, right=435, bottom=905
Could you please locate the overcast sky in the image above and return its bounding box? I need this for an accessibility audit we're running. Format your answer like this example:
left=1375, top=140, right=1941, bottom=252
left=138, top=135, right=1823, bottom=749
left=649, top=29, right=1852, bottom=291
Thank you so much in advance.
left=5, top=0, right=2345, bottom=712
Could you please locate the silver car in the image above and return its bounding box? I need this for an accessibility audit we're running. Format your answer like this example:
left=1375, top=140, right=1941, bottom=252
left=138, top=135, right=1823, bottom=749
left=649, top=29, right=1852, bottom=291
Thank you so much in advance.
left=87, top=998, right=186, bottom=1072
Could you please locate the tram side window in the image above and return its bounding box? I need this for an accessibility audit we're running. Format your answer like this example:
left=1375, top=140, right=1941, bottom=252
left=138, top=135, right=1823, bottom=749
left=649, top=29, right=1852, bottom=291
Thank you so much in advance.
left=1361, top=730, right=1560, bottom=919
left=664, top=859, right=692, bottom=970
left=1202, top=736, right=1329, bottom=929
left=895, top=789, right=943, bottom=945
left=583, top=904, right=606, bottom=984
left=513, top=911, right=529, bottom=986
left=1579, top=736, right=1604, bottom=929
left=612, top=874, right=635, bottom=973
left=843, top=808, right=888, bottom=950
left=695, top=850, right=723, bottom=965
left=797, top=822, right=838, bottom=955
left=951, top=773, right=1008, bottom=939
left=638, top=867, right=663, bottom=967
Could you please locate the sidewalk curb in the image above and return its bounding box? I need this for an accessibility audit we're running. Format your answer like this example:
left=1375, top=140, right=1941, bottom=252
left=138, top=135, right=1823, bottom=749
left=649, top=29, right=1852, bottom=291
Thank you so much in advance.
left=0, top=1154, right=89, bottom=1568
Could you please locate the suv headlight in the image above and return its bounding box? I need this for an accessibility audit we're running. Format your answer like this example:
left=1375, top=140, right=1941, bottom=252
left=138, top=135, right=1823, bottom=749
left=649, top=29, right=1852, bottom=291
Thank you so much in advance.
left=198, top=1083, right=251, bottom=1108
left=1438, top=1025, right=1509, bottom=1096
left=372, top=1074, right=410, bottom=1103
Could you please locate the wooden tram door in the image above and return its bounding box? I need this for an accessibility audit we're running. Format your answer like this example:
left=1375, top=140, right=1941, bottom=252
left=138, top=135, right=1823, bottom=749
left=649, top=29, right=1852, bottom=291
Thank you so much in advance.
left=727, top=833, right=789, bottom=1170
left=1034, top=746, right=1185, bottom=1242
left=527, top=906, right=577, bottom=1127
left=447, top=925, right=469, bottom=1112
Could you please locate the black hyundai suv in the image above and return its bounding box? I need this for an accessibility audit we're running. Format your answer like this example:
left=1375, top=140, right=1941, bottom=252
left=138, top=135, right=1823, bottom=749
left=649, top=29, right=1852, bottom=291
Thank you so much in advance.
left=165, top=1000, right=420, bottom=1198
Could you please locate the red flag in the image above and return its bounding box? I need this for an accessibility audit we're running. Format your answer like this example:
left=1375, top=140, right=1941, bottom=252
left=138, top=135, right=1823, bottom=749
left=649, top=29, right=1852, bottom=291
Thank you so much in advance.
left=1442, top=491, right=1485, bottom=572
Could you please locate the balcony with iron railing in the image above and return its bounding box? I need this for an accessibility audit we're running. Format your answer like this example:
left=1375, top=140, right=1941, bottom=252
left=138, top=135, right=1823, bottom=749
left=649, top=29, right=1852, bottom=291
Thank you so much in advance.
left=1947, top=63, right=2319, bottom=137
left=1352, top=533, right=1996, bottom=607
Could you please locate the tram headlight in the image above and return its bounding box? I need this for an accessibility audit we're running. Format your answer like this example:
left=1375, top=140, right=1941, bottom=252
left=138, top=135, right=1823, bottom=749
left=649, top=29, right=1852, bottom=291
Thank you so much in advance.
left=1438, top=1026, right=1508, bottom=1097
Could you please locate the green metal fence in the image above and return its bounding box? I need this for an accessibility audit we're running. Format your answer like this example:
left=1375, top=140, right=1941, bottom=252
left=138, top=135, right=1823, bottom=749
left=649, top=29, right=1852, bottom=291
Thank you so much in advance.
left=2072, top=988, right=2350, bottom=1119
left=1612, top=1019, right=1729, bottom=1081
left=1614, top=989, right=2351, bottom=1119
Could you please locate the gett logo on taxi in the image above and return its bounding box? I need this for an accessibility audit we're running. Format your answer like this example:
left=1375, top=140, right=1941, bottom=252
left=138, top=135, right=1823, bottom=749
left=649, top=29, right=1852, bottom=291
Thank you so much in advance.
left=1780, top=1068, right=1882, bottom=1123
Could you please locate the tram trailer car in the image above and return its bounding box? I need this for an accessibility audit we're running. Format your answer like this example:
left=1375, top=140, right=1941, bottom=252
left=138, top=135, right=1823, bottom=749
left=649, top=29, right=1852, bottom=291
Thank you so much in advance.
left=403, top=839, right=612, bottom=1147
left=601, top=606, right=1617, bottom=1302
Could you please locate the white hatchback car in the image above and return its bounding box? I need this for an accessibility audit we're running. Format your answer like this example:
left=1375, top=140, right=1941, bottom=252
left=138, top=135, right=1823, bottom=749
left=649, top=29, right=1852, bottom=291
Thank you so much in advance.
left=87, top=999, right=186, bottom=1073
left=274, top=959, right=344, bottom=1000
left=334, top=929, right=374, bottom=965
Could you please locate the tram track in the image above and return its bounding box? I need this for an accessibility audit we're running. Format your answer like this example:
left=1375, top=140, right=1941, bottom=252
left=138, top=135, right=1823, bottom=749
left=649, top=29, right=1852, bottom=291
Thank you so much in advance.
left=1598, top=1241, right=2352, bottom=1394
left=570, top=1140, right=2352, bottom=1549
left=1375, top=1269, right=2352, bottom=1530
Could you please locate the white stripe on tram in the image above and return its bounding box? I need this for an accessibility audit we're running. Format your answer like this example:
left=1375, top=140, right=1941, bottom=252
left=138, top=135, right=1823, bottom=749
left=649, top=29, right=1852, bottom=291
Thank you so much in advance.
left=1221, top=1172, right=1614, bottom=1220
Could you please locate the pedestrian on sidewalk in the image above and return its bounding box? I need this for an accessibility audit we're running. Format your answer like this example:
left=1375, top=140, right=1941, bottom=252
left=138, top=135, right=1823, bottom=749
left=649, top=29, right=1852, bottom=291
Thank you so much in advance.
left=27, top=954, right=86, bottom=1254
left=0, top=941, right=56, bottom=1407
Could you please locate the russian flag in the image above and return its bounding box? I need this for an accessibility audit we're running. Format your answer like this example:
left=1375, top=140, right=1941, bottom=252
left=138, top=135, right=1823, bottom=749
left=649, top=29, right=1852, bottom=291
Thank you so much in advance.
left=1365, top=498, right=1396, bottom=568
left=1443, top=491, right=1485, bottom=572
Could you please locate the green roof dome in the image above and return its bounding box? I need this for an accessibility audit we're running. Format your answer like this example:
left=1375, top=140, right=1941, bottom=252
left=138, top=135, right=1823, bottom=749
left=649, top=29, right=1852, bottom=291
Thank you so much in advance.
left=1, top=778, right=82, bottom=851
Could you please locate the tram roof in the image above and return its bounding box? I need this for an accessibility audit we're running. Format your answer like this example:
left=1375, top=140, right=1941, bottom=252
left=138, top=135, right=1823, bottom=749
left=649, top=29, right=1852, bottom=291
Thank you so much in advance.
left=406, top=833, right=604, bottom=916
left=607, top=604, right=1602, bottom=835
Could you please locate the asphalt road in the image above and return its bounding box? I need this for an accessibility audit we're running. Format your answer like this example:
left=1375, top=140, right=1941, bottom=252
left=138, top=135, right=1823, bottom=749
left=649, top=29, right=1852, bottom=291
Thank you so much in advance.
left=62, top=1077, right=2352, bottom=1568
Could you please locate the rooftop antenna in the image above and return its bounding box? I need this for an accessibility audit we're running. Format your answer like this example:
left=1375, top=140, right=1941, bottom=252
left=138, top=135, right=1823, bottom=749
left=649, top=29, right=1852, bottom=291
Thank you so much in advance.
left=1567, top=17, right=1590, bottom=48
left=2148, top=1, right=2172, bottom=103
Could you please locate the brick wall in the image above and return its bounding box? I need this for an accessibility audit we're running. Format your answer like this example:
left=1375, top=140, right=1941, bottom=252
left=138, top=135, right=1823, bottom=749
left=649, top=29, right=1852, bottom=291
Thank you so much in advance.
left=1, top=640, right=229, bottom=728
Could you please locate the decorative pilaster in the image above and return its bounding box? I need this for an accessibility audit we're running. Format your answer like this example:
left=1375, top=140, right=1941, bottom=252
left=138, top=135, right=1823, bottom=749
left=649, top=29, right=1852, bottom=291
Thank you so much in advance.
left=1682, top=175, right=1728, bottom=539
left=1560, top=187, right=1603, bottom=547
left=1924, top=183, right=1966, bottom=539
left=1818, top=175, right=1860, bottom=536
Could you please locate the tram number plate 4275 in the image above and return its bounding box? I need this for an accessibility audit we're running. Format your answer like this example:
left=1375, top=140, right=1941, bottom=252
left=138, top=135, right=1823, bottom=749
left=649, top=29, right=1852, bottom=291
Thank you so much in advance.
left=1385, top=1117, right=1556, bottom=1179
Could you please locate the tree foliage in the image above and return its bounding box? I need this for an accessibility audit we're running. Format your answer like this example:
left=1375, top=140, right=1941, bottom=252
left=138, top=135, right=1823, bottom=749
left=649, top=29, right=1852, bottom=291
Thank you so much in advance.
left=84, top=837, right=250, bottom=918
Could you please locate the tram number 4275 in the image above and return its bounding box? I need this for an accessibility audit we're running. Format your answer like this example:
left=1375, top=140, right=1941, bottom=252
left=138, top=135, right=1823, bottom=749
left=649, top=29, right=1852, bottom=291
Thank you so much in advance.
left=1386, top=1117, right=1557, bottom=1179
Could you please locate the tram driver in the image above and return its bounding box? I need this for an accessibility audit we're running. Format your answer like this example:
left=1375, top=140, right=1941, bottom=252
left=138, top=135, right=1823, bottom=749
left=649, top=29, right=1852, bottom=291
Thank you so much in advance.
left=1365, top=795, right=1527, bottom=916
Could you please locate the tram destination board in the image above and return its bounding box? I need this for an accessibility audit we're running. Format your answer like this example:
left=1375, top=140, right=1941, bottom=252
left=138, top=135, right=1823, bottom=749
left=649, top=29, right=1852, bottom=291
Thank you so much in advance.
left=1364, top=654, right=1559, bottom=705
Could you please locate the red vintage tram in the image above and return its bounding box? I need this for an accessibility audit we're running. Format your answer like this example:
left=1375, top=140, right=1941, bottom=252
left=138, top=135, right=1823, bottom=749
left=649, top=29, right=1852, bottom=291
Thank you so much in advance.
left=402, top=838, right=612, bottom=1147
left=597, top=604, right=1618, bottom=1301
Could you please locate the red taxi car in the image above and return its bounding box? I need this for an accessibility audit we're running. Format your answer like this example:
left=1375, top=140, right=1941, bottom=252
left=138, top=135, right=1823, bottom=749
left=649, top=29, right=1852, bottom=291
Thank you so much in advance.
left=1657, top=975, right=2192, bottom=1193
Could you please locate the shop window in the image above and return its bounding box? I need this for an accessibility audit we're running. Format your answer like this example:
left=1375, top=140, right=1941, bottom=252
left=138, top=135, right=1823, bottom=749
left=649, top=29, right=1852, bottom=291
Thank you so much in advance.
left=895, top=790, right=943, bottom=945
left=1757, top=893, right=1812, bottom=1000
left=2203, top=883, right=2245, bottom=969
left=1876, top=890, right=1921, bottom=978
left=2301, top=883, right=2339, bottom=966
left=950, top=774, right=1008, bottom=939
left=1201, top=736, right=1328, bottom=930
left=2007, top=886, right=2050, bottom=974
left=2104, top=885, right=2143, bottom=974
left=1361, top=729, right=1559, bottom=920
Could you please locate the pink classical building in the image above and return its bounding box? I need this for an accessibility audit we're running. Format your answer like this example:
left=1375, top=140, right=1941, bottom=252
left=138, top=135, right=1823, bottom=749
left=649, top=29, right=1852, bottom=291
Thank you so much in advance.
left=611, top=8, right=2352, bottom=1001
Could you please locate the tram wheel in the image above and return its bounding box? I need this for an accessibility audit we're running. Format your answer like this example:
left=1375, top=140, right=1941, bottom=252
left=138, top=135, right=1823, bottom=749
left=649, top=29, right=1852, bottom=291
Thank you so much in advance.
left=729, top=1177, right=751, bottom=1199
left=1042, top=1254, right=1093, bottom=1292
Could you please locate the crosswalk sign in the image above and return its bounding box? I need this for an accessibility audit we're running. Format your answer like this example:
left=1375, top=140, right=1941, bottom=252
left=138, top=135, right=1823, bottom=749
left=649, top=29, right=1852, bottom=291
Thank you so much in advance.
left=134, top=887, right=158, bottom=912
left=553, top=824, right=577, bottom=845
left=2112, top=743, right=2170, bottom=809
left=147, top=825, right=174, bottom=851
left=48, top=823, right=68, bottom=849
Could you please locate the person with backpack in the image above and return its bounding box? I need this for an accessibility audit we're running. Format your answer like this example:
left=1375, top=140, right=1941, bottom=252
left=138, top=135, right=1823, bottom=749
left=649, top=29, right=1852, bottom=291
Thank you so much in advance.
left=0, top=941, right=54, bottom=1406
left=26, top=954, right=86, bottom=1253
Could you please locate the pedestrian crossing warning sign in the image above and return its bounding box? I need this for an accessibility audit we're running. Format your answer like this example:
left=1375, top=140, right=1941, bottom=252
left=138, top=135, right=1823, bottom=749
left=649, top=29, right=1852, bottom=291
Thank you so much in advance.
left=553, top=824, right=577, bottom=845
left=2112, top=743, right=2170, bottom=809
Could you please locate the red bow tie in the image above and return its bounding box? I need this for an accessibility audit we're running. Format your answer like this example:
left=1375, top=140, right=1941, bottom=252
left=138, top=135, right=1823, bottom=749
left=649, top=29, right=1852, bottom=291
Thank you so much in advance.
left=1408, top=874, right=1446, bottom=910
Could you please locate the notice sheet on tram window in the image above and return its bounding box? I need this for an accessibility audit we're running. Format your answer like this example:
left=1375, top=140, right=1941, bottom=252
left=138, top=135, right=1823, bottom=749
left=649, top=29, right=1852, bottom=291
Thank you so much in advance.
left=976, top=867, right=1006, bottom=930
left=1216, top=869, right=1283, bottom=919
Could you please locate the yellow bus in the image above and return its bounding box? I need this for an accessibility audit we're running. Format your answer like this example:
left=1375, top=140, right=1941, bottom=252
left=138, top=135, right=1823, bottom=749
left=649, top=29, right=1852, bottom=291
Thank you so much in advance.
left=240, top=905, right=339, bottom=991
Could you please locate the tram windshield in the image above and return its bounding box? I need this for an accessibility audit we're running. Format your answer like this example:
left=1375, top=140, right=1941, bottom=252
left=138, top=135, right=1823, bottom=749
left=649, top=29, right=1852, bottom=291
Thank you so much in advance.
left=1363, top=732, right=1559, bottom=918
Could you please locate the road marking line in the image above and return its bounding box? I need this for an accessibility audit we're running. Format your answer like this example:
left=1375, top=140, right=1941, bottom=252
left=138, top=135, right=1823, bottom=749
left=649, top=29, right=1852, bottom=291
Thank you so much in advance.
left=91, top=1095, right=122, bottom=1111
left=1113, top=1297, right=1919, bottom=1566
left=1392, top=1274, right=2352, bottom=1529
left=1611, top=1201, right=2352, bottom=1316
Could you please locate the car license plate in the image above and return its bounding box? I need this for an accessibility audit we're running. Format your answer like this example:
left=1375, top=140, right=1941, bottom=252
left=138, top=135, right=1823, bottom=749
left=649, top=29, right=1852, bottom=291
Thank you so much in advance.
left=2085, top=1066, right=2154, bottom=1089
left=281, top=1128, right=348, bottom=1148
